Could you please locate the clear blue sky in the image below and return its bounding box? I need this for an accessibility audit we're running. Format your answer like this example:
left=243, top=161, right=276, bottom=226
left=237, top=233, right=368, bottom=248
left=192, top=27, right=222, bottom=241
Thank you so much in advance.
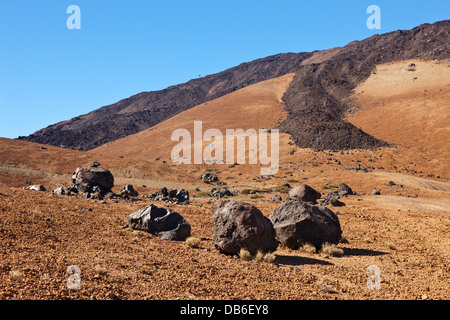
left=0, top=0, right=448, bottom=139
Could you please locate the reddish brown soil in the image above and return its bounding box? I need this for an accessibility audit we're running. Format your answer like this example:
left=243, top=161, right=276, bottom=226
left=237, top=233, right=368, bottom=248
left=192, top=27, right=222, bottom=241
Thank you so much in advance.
left=0, top=60, right=449, bottom=300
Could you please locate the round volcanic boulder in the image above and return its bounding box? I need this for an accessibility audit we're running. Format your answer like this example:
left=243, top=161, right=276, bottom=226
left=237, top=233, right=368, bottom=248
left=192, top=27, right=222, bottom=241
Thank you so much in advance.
left=286, top=184, right=321, bottom=204
left=269, top=200, right=342, bottom=251
left=72, top=166, right=114, bottom=193
left=212, top=201, right=278, bottom=255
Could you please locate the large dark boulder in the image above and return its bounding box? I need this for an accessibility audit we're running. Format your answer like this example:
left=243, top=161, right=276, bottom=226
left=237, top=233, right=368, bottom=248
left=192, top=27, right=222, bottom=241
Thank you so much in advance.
left=72, top=166, right=114, bottom=193
left=127, top=204, right=191, bottom=241
left=212, top=201, right=278, bottom=255
left=269, top=200, right=342, bottom=250
left=286, top=184, right=321, bottom=203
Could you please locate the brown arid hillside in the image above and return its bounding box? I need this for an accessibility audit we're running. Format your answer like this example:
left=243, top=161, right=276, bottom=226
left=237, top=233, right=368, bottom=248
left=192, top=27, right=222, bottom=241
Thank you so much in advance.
left=348, top=59, right=450, bottom=160
left=1, top=50, right=449, bottom=300
left=0, top=138, right=196, bottom=191
left=19, top=52, right=313, bottom=151
left=90, top=73, right=294, bottom=161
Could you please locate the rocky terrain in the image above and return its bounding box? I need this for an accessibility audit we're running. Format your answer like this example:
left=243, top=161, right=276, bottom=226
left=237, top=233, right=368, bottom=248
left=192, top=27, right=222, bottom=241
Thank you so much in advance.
left=0, top=120, right=449, bottom=300
left=1, top=20, right=449, bottom=301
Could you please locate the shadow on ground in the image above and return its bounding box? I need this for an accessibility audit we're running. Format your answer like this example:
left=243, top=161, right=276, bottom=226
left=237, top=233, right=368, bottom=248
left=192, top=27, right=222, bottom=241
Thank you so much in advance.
left=274, top=254, right=333, bottom=266
left=343, top=247, right=389, bottom=256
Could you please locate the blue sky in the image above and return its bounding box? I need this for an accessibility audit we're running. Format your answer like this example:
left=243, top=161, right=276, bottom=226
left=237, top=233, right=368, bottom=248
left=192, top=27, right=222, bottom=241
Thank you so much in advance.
left=0, top=0, right=448, bottom=139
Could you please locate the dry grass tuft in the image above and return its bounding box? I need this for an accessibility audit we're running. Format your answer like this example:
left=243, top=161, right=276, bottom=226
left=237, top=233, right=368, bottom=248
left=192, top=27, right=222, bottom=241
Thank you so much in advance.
left=300, top=242, right=317, bottom=254
left=94, top=264, right=107, bottom=275
left=317, top=281, right=337, bottom=293
left=320, top=243, right=344, bottom=257
left=262, top=252, right=276, bottom=263
left=239, top=248, right=253, bottom=261
left=186, top=236, right=202, bottom=248
left=254, top=250, right=265, bottom=262
left=239, top=249, right=276, bottom=263
left=9, top=270, right=24, bottom=281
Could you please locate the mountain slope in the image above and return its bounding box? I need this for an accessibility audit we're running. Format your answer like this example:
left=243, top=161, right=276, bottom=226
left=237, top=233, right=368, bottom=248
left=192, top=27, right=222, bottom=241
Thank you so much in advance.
left=347, top=59, right=450, bottom=174
left=19, top=52, right=313, bottom=151
left=278, top=20, right=450, bottom=150
left=91, top=73, right=294, bottom=161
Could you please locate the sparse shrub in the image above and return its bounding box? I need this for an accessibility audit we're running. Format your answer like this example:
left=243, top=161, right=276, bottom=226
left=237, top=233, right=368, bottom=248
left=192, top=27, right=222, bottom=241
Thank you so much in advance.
left=254, top=250, right=265, bottom=262
left=186, top=236, right=201, bottom=248
left=287, top=179, right=299, bottom=183
left=239, top=248, right=276, bottom=263
left=10, top=270, right=24, bottom=281
left=274, top=186, right=291, bottom=194
left=262, top=252, right=276, bottom=263
left=317, top=281, right=336, bottom=293
left=94, top=264, right=107, bottom=275
left=301, top=242, right=317, bottom=254
left=250, top=194, right=264, bottom=199
left=320, top=243, right=344, bottom=257
left=240, top=189, right=251, bottom=195
left=239, top=248, right=252, bottom=261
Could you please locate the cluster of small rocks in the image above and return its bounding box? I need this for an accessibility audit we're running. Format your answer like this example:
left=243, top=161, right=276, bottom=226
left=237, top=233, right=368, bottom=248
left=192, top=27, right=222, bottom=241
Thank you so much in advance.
left=209, top=187, right=233, bottom=198
left=344, top=164, right=375, bottom=172
left=201, top=173, right=219, bottom=182
left=51, top=162, right=139, bottom=201
left=149, top=187, right=189, bottom=204
left=322, top=183, right=355, bottom=207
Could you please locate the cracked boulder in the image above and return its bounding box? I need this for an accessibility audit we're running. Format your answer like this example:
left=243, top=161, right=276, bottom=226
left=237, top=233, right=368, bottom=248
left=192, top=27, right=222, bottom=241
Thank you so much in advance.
left=126, top=204, right=191, bottom=241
